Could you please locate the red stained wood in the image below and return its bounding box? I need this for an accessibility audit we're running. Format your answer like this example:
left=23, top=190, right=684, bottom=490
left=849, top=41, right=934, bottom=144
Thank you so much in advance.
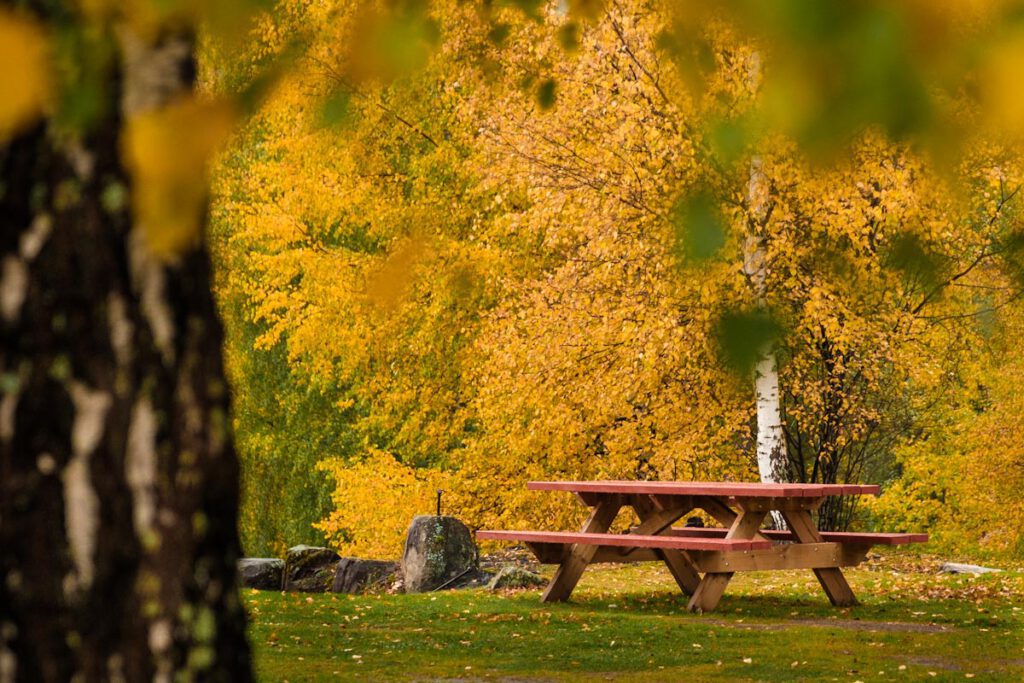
left=476, top=529, right=773, bottom=551
left=527, top=480, right=880, bottom=498
left=663, top=527, right=928, bottom=545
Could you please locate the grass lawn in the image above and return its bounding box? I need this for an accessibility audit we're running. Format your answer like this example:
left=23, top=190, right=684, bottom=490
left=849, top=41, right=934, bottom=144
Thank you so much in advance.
left=246, top=552, right=1024, bottom=681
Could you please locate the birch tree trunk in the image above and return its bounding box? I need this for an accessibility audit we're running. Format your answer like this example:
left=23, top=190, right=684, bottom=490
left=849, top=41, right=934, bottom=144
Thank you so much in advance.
left=743, top=158, right=788, bottom=528
left=743, top=159, right=786, bottom=484
left=0, top=7, right=251, bottom=681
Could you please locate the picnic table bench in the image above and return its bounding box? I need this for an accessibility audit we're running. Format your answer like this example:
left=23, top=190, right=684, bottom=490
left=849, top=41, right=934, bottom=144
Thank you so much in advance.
left=477, top=480, right=927, bottom=613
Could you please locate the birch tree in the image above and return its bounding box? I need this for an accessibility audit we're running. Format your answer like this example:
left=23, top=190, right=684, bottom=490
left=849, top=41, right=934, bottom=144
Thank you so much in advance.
left=1, top=3, right=251, bottom=679
left=739, top=48, right=787, bottom=492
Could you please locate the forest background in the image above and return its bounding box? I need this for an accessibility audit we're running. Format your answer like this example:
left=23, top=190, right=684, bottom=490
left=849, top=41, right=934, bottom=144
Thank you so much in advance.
left=202, top=0, right=1024, bottom=561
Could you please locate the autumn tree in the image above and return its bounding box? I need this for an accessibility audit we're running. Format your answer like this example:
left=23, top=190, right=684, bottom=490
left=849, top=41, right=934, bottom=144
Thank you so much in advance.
left=213, top=0, right=1024, bottom=557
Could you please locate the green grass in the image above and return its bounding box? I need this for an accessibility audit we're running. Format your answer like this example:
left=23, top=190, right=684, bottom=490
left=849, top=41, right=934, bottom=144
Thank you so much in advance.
left=247, top=554, right=1024, bottom=681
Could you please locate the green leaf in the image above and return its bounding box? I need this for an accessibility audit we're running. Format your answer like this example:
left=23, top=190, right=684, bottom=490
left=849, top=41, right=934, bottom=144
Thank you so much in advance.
left=671, top=190, right=727, bottom=262
left=886, top=232, right=943, bottom=290
left=488, top=23, right=511, bottom=46
left=706, top=117, right=750, bottom=165
left=319, top=89, right=355, bottom=130
left=536, top=79, right=557, bottom=110
left=558, top=22, right=580, bottom=52
left=715, top=309, right=782, bottom=375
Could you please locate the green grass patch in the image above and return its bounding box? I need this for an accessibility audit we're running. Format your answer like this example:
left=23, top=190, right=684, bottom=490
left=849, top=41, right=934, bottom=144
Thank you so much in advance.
left=247, top=555, right=1024, bottom=681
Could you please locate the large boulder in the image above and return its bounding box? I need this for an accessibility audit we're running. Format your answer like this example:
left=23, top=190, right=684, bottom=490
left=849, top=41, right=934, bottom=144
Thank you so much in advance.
left=332, top=558, right=399, bottom=594
left=238, top=558, right=284, bottom=590
left=402, top=515, right=479, bottom=593
left=486, top=565, right=546, bottom=591
left=283, top=545, right=340, bottom=592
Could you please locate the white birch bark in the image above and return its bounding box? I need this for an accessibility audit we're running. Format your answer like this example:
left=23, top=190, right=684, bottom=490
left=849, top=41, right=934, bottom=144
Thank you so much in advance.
left=753, top=349, right=786, bottom=484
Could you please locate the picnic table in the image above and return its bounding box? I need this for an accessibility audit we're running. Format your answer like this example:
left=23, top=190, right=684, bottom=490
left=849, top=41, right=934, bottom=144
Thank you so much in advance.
left=477, top=480, right=927, bottom=613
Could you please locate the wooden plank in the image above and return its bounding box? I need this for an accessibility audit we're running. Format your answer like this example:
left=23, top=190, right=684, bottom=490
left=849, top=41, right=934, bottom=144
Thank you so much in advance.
left=693, top=496, right=771, bottom=542
left=476, top=529, right=773, bottom=551
left=528, top=480, right=880, bottom=498
left=631, top=496, right=702, bottom=596
left=817, top=531, right=928, bottom=544
left=689, top=543, right=866, bottom=572
left=687, top=509, right=766, bottom=613
left=782, top=510, right=859, bottom=607
left=523, top=543, right=871, bottom=569
left=627, top=501, right=689, bottom=539
left=524, top=542, right=659, bottom=565
left=660, top=527, right=928, bottom=545
left=695, top=495, right=738, bottom=527
left=734, top=496, right=825, bottom=512
left=687, top=572, right=732, bottom=613
left=728, top=508, right=769, bottom=541
left=541, top=498, right=621, bottom=602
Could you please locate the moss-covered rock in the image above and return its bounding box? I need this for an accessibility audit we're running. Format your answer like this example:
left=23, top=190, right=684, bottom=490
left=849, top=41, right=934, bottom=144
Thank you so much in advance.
left=332, top=558, right=399, bottom=594
left=238, top=558, right=285, bottom=590
left=283, top=545, right=340, bottom=592
left=402, top=516, right=478, bottom=593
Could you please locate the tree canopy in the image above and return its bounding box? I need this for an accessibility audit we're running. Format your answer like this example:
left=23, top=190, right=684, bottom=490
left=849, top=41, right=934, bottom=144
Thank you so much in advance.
left=202, top=0, right=1024, bottom=558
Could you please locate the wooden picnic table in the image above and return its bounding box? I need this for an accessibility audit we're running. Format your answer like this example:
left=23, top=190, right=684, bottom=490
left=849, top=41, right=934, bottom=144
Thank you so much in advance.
left=477, top=480, right=927, bottom=613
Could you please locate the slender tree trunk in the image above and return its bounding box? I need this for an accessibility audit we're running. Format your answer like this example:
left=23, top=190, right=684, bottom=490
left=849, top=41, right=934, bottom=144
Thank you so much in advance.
left=743, top=157, right=787, bottom=528
left=0, top=8, right=251, bottom=681
left=752, top=349, right=786, bottom=485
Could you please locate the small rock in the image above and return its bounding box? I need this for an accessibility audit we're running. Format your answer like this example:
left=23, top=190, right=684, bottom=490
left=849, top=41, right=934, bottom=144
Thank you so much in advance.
left=283, top=545, right=341, bottom=592
left=238, top=558, right=284, bottom=590
left=402, top=515, right=479, bottom=593
left=487, top=565, right=546, bottom=590
left=939, top=562, right=1002, bottom=575
left=332, top=558, right=399, bottom=594
left=684, top=516, right=705, bottom=528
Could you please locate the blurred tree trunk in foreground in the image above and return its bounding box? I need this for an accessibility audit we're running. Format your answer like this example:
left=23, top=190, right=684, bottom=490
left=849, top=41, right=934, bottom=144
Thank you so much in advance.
left=0, top=4, right=251, bottom=681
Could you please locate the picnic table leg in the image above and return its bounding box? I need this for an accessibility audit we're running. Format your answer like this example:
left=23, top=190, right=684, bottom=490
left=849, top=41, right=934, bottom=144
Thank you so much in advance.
left=541, top=498, right=621, bottom=602
left=630, top=497, right=701, bottom=597
left=687, top=506, right=767, bottom=613
left=781, top=509, right=858, bottom=607
left=696, top=496, right=771, bottom=542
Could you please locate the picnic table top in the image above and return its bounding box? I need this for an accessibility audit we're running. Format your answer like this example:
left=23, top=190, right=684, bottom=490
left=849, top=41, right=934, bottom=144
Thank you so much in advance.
left=527, top=480, right=881, bottom=498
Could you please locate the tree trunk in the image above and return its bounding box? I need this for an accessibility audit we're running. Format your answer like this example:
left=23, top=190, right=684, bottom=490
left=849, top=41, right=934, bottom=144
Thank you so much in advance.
left=0, top=9, right=251, bottom=682
left=752, top=349, right=786, bottom=485
left=742, top=157, right=787, bottom=479
left=742, top=156, right=787, bottom=528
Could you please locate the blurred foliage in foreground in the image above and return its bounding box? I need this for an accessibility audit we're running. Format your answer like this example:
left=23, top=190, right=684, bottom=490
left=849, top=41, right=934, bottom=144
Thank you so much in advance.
left=198, top=0, right=1024, bottom=559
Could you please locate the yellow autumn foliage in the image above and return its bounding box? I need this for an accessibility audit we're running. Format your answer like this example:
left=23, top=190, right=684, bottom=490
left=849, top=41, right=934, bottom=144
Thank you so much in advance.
left=205, top=0, right=1024, bottom=558
left=868, top=313, right=1024, bottom=557
left=315, top=449, right=450, bottom=559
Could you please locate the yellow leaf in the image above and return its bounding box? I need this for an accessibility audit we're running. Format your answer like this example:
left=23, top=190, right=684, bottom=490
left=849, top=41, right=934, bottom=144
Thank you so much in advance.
left=122, top=96, right=235, bottom=258
left=0, top=10, right=51, bottom=141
